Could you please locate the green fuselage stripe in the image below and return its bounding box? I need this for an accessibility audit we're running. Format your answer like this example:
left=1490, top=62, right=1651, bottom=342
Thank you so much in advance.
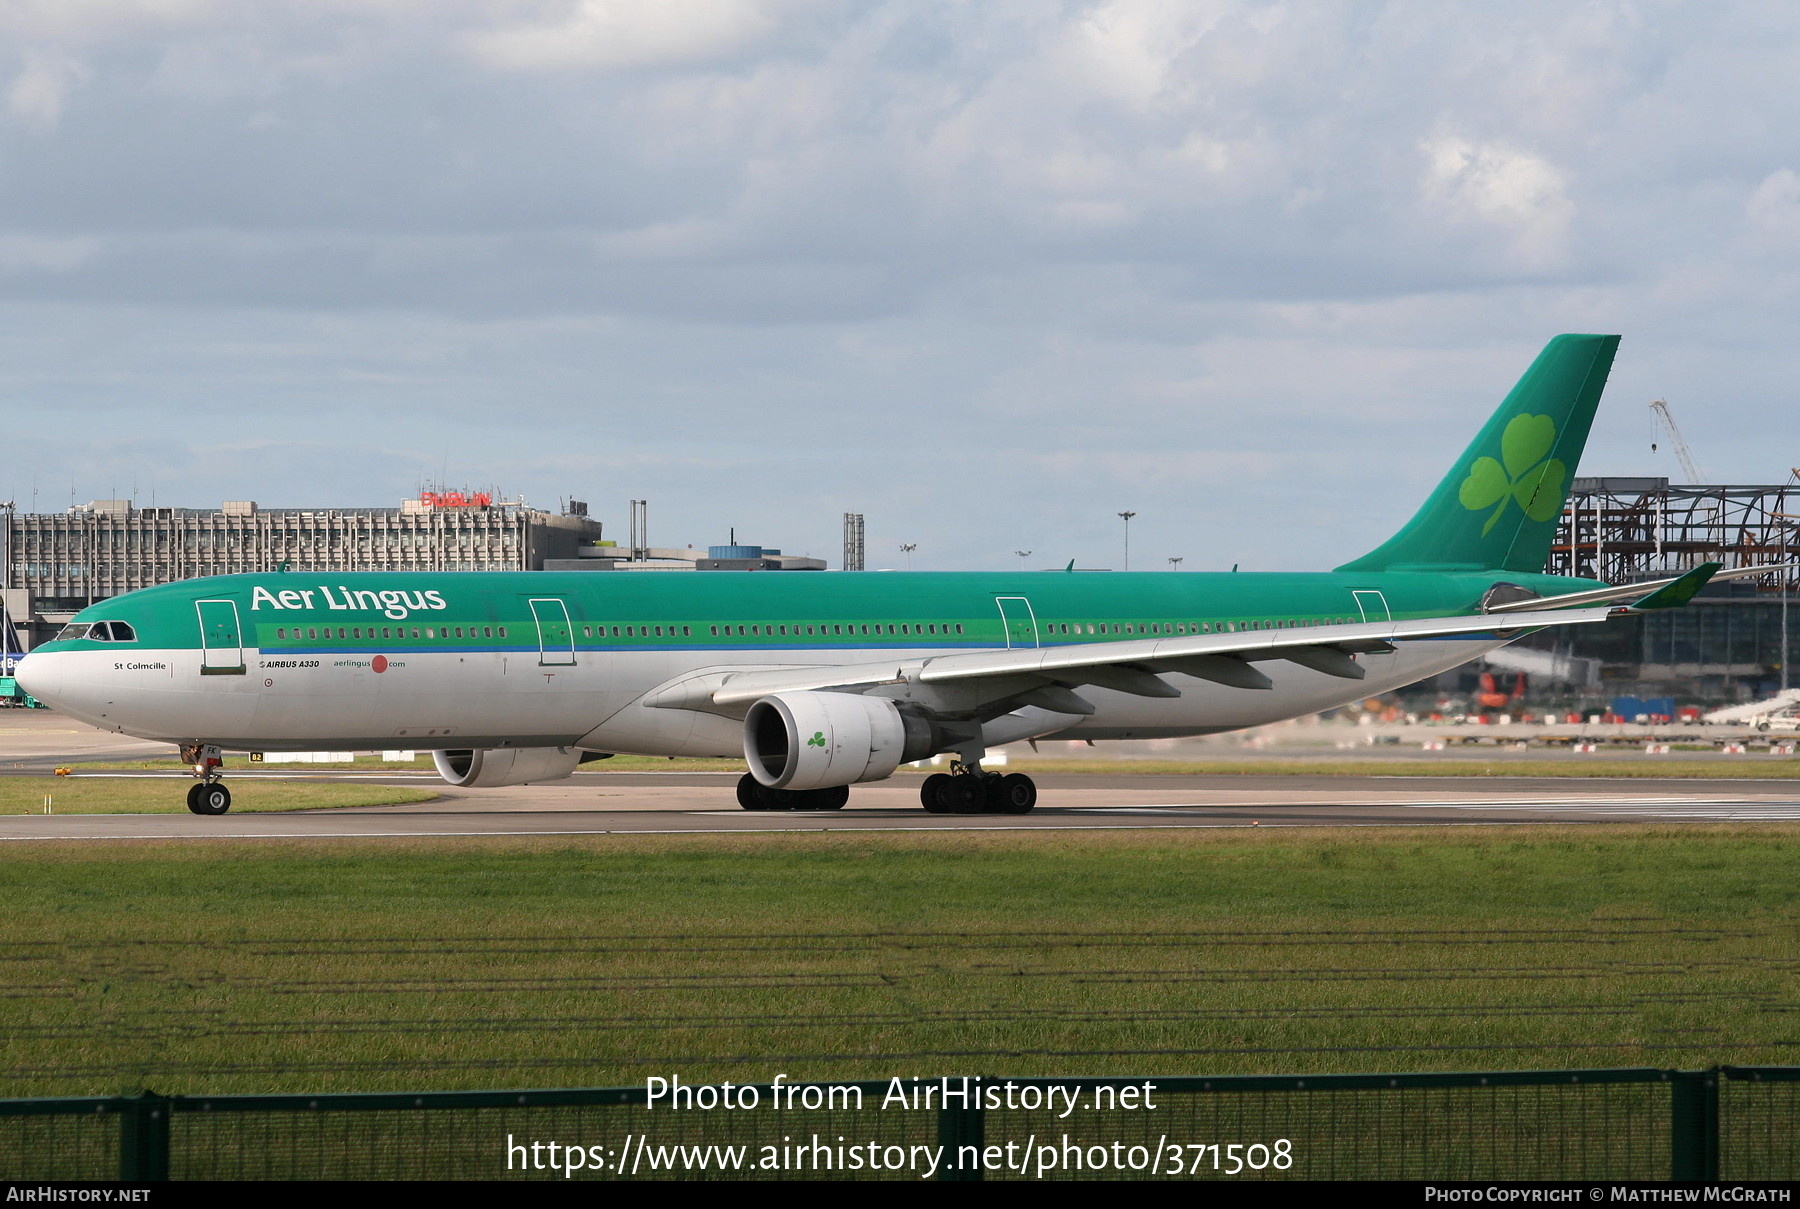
left=38, top=568, right=1602, bottom=657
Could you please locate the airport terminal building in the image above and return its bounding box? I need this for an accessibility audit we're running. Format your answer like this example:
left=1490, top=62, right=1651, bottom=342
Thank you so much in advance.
left=0, top=495, right=604, bottom=649
left=0, top=495, right=828, bottom=651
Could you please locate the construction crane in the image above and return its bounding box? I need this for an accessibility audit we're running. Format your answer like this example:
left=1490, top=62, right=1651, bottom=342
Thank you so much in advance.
left=1649, top=399, right=1704, bottom=482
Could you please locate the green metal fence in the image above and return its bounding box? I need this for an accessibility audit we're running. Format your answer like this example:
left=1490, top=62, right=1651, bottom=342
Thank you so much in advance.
left=1, top=1067, right=1792, bottom=1181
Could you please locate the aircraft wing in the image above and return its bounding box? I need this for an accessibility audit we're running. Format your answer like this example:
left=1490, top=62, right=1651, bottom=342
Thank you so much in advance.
left=698, top=601, right=1631, bottom=710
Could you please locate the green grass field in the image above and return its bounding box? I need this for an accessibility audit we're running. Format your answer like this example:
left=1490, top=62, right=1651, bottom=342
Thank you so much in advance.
left=0, top=777, right=437, bottom=814
left=1, top=825, right=1795, bottom=1097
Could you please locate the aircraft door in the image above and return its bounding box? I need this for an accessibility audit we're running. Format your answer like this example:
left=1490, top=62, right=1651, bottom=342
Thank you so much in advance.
left=196, top=599, right=246, bottom=675
left=529, top=598, right=577, bottom=666
left=995, top=596, right=1040, bottom=649
left=1351, top=590, right=1391, bottom=623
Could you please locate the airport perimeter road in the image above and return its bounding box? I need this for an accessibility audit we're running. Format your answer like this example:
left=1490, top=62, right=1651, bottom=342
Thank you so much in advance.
left=3, top=772, right=1799, bottom=840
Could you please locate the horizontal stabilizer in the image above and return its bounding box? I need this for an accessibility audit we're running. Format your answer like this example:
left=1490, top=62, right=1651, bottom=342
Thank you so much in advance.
left=1629, top=561, right=1721, bottom=610
left=1483, top=562, right=1787, bottom=614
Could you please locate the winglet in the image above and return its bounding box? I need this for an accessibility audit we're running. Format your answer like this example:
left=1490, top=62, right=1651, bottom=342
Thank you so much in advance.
left=1626, top=561, right=1720, bottom=611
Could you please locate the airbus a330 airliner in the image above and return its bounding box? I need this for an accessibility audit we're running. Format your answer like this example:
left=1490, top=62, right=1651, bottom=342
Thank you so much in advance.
left=17, top=335, right=1748, bottom=815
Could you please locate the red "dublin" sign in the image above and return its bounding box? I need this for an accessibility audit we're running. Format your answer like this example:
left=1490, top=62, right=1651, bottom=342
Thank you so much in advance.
left=420, top=490, right=493, bottom=508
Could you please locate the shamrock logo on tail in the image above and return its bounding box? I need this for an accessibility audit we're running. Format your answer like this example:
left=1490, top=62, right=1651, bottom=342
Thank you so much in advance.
left=1458, top=414, right=1567, bottom=536
left=807, top=731, right=827, bottom=748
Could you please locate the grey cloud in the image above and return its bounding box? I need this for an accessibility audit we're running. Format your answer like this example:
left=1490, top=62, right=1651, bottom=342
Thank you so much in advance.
left=0, top=2, right=1797, bottom=570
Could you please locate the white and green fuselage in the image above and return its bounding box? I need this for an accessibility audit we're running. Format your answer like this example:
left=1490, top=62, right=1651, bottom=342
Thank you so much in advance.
left=18, top=567, right=1572, bottom=754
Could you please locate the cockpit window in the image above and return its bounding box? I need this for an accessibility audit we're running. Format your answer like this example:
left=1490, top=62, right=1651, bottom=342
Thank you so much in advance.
left=57, top=621, right=135, bottom=642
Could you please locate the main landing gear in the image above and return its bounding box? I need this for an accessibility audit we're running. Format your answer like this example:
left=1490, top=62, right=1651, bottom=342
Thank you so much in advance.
left=920, top=768, right=1037, bottom=815
left=736, top=774, right=850, bottom=811
left=180, top=742, right=231, bottom=815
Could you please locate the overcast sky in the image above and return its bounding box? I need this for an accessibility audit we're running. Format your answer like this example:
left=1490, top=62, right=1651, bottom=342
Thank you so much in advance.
left=2, top=1, right=1797, bottom=571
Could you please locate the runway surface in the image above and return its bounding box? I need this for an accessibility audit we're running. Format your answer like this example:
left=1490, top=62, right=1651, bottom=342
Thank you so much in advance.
left=4, top=770, right=1800, bottom=841
left=0, top=709, right=1795, bottom=842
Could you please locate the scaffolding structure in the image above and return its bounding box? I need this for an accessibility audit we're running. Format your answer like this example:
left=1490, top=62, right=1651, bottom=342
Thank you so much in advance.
left=1550, top=477, right=1800, bottom=590
left=841, top=512, right=864, bottom=572
left=1523, top=476, right=1798, bottom=697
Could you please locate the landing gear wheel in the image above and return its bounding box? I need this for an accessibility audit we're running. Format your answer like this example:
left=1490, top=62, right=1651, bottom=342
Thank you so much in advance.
left=800, top=785, right=850, bottom=811
left=738, top=775, right=850, bottom=811
left=947, top=776, right=986, bottom=814
left=187, top=782, right=231, bottom=816
left=737, top=773, right=776, bottom=811
left=920, top=773, right=954, bottom=814
left=993, top=773, right=1037, bottom=814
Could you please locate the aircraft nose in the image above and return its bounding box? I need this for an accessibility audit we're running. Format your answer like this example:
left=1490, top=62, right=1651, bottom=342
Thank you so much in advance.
left=15, top=652, right=67, bottom=710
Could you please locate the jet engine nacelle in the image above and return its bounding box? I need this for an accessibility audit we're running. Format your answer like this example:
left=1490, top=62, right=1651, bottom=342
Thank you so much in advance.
left=433, top=746, right=584, bottom=788
left=743, top=691, right=938, bottom=789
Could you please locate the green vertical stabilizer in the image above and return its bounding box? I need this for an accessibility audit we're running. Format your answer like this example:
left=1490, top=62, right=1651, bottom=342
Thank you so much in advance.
left=1335, top=333, right=1619, bottom=574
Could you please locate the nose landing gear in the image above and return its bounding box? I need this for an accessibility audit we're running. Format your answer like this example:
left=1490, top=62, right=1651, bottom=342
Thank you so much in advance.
left=180, top=743, right=231, bottom=815
left=186, top=781, right=231, bottom=815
